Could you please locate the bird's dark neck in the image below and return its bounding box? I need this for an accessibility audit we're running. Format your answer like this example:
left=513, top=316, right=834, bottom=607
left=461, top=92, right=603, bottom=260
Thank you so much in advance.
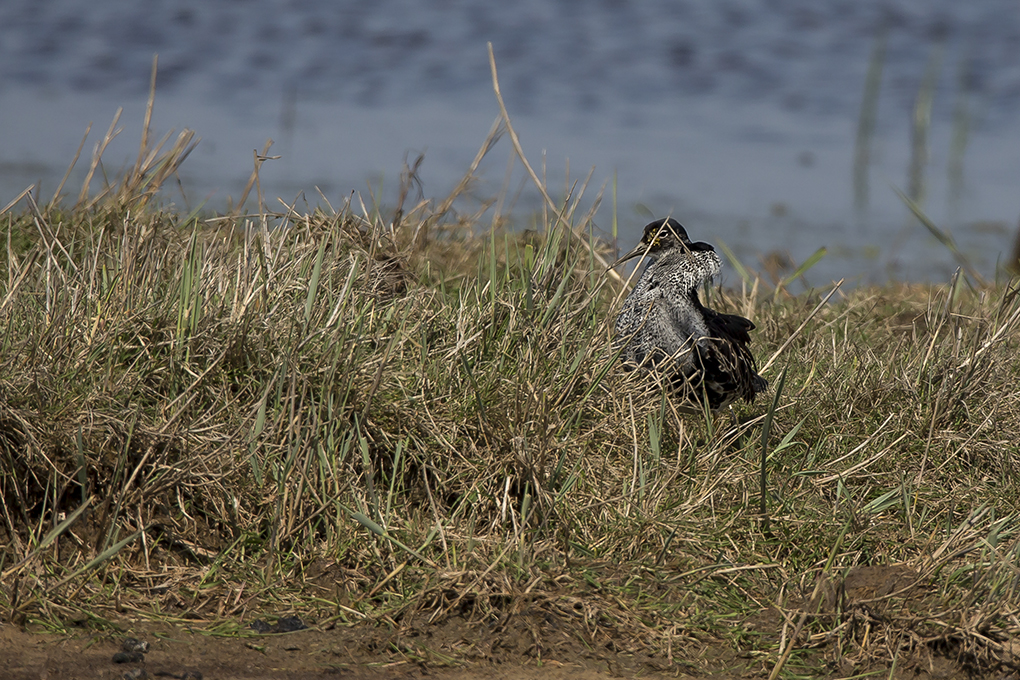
left=688, top=283, right=709, bottom=316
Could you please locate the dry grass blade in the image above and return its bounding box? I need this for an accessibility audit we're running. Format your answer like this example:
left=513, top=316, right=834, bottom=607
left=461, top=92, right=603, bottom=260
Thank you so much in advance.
left=487, top=43, right=622, bottom=284
left=236, top=140, right=277, bottom=214
left=50, top=123, right=92, bottom=207
left=0, top=185, right=36, bottom=218
left=759, top=279, right=843, bottom=374
left=132, top=54, right=159, bottom=185
left=416, top=117, right=504, bottom=249
left=77, top=107, right=122, bottom=206
left=956, top=283, right=1020, bottom=369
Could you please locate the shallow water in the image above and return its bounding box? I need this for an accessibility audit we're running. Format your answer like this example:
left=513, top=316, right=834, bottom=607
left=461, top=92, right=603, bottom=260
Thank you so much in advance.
left=1, top=0, right=1018, bottom=285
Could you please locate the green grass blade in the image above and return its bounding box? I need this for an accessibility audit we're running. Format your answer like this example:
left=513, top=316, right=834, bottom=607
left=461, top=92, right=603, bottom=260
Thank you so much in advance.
left=759, top=365, right=788, bottom=523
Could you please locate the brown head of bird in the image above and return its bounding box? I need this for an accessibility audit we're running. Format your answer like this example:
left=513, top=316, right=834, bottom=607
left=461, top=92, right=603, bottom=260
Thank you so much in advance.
left=612, top=217, right=716, bottom=268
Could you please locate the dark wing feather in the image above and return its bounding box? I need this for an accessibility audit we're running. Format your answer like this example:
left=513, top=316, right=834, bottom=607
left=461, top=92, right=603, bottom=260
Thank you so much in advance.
left=694, top=307, right=768, bottom=408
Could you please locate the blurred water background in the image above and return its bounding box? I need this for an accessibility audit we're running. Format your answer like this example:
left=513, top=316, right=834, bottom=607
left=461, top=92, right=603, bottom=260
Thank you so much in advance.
left=1, top=0, right=1018, bottom=285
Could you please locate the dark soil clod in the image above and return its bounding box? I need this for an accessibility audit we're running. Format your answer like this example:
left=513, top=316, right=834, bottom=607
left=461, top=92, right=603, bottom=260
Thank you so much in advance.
left=250, top=616, right=308, bottom=634
left=113, top=651, right=146, bottom=664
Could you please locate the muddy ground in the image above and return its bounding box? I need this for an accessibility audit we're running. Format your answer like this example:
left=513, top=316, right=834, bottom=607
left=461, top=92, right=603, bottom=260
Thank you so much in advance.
left=0, top=618, right=975, bottom=680
left=0, top=566, right=998, bottom=680
left=1, top=618, right=699, bottom=680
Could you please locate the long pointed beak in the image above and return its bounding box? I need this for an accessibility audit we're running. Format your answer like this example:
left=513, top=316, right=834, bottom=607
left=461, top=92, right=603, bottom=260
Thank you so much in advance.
left=610, top=243, right=649, bottom=269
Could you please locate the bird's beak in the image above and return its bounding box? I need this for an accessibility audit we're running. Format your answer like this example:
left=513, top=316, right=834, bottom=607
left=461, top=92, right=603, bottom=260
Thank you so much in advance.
left=610, top=243, right=650, bottom=269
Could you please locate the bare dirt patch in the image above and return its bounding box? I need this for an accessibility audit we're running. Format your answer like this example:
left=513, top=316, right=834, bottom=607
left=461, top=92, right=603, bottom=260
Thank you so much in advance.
left=0, top=578, right=990, bottom=680
left=0, top=617, right=706, bottom=680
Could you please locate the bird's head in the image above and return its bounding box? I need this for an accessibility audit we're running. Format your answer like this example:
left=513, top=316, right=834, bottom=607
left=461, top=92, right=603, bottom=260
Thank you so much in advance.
left=611, top=218, right=714, bottom=267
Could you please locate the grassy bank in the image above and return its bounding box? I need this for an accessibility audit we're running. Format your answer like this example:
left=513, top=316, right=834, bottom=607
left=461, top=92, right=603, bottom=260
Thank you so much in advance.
left=3, top=108, right=1020, bottom=678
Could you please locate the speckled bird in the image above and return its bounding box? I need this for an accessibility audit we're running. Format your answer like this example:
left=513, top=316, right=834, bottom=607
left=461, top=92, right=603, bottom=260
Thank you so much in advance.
left=612, top=218, right=767, bottom=410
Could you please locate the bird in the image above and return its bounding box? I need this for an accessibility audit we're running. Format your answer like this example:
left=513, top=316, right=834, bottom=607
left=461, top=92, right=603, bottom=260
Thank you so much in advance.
left=612, top=218, right=767, bottom=410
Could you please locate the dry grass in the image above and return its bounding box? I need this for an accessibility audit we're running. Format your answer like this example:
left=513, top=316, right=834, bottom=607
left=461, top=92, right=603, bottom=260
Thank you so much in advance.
left=2, top=67, right=1020, bottom=677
